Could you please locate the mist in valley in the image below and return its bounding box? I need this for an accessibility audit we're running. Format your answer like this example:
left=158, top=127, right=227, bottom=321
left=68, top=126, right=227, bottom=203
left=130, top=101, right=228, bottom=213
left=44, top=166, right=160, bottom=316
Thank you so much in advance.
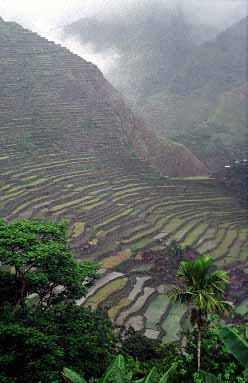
left=0, top=3, right=248, bottom=381
left=0, top=0, right=247, bottom=87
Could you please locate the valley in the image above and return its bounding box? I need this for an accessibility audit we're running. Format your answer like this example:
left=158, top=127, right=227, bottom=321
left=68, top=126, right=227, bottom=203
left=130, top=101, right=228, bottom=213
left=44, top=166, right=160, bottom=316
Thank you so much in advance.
left=0, top=17, right=247, bottom=342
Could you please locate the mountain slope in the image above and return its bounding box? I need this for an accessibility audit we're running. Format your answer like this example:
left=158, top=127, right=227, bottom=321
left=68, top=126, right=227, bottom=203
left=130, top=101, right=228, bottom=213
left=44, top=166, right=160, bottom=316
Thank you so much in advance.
left=0, top=18, right=207, bottom=177
left=138, top=17, right=247, bottom=171
left=0, top=18, right=247, bottom=337
left=168, top=17, right=247, bottom=97
left=64, top=14, right=247, bottom=171
left=63, top=8, right=218, bottom=103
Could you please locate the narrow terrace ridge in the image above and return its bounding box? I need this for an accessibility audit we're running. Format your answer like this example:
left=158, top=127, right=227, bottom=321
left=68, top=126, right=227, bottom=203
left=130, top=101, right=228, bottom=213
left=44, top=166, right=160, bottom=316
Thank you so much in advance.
left=0, top=18, right=247, bottom=337
left=0, top=17, right=207, bottom=177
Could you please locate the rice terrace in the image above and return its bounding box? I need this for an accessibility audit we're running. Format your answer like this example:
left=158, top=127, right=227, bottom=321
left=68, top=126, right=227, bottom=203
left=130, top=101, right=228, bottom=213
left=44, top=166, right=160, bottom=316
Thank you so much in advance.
left=0, top=16, right=248, bottom=344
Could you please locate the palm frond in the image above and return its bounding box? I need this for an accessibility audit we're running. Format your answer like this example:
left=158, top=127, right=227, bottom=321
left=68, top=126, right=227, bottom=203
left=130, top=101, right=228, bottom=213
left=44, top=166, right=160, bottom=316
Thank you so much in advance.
left=206, top=271, right=229, bottom=294
left=216, top=300, right=234, bottom=315
left=177, top=255, right=214, bottom=288
left=193, top=290, right=221, bottom=314
left=168, top=286, right=193, bottom=305
left=173, top=255, right=233, bottom=318
left=177, top=261, right=197, bottom=286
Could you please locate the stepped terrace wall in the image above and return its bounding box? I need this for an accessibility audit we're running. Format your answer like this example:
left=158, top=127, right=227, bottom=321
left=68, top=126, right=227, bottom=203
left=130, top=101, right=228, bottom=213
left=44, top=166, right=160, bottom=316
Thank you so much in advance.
left=0, top=18, right=207, bottom=177
left=1, top=149, right=248, bottom=338
left=0, top=19, right=247, bottom=339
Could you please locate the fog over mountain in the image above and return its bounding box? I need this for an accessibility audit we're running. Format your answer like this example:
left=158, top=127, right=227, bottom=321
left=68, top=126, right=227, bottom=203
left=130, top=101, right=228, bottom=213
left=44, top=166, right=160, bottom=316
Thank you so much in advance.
left=1, top=0, right=247, bottom=171
left=60, top=2, right=247, bottom=172
left=0, top=0, right=247, bottom=78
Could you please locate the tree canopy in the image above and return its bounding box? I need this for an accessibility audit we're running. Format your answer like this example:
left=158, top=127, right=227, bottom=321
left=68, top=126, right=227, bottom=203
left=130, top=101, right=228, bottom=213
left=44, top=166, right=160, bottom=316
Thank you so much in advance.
left=0, top=219, right=98, bottom=311
left=0, top=219, right=116, bottom=383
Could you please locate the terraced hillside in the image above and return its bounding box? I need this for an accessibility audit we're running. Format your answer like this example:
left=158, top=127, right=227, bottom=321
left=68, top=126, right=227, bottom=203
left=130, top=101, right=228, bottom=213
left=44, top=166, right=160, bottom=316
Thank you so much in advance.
left=1, top=150, right=248, bottom=338
left=0, top=18, right=207, bottom=177
left=65, top=13, right=247, bottom=172
left=0, top=19, right=247, bottom=340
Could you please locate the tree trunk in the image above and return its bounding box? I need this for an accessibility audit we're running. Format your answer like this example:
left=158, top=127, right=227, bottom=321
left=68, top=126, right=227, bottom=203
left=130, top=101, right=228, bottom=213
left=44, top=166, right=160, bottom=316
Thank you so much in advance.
left=197, top=327, right=201, bottom=371
left=13, top=277, right=26, bottom=313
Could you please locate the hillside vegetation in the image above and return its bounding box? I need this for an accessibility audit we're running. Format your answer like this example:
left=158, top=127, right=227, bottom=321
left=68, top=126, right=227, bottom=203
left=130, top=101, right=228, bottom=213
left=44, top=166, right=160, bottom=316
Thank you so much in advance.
left=65, top=12, right=247, bottom=171
left=0, top=18, right=247, bottom=339
left=0, top=18, right=206, bottom=178
left=1, top=220, right=247, bottom=383
left=138, top=17, right=247, bottom=171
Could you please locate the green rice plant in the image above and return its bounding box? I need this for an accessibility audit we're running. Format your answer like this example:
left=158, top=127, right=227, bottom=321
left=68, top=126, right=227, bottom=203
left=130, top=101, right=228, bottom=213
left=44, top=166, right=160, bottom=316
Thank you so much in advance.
left=182, top=223, right=209, bottom=246
left=240, top=244, right=248, bottom=262
left=87, top=278, right=128, bottom=305
left=77, top=199, right=106, bottom=212
left=122, top=217, right=168, bottom=244
left=113, top=193, right=140, bottom=203
left=50, top=196, right=97, bottom=213
left=108, top=297, right=130, bottom=320
left=71, top=222, right=85, bottom=238
left=130, top=238, right=155, bottom=252
left=211, top=228, right=238, bottom=257
left=94, top=209, right=134, bottom=230
left=100, top=249, right=132, bottom=269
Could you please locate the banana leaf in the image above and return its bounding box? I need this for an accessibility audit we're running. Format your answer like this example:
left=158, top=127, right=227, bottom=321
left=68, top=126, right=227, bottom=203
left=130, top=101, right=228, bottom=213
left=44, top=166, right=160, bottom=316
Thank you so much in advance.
left=143, top=367, right=159, bottom=383
left=244, top=368, right=248, bottom=378
left=219, top=326, right=248, bottom=369
left=159, top=363, right=177, bottom=383
left=62, top=368, right=88, bottom=383
left=113, top=354, right=126, bottom=370
left=102, top=355, right=129, bottom=383
left=200, top=370, right=223, bottom=383
left=108, top=369, right=127, bottom=383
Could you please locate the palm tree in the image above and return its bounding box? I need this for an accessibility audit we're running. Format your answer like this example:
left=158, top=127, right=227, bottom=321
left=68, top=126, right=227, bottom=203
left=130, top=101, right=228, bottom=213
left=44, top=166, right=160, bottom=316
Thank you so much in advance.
left=169, top=255, right=233, bottom=371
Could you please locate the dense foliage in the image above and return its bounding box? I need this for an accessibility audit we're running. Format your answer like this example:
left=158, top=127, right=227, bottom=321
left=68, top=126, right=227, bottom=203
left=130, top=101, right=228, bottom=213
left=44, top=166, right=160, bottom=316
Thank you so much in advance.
left=0, top=219, right=116, bottom=383
left=119, top=323, right=247, bottom=383
left=169, top=255, right=233, bottom=370
left=0, top=219, right=247, bottom=383
left=62, top=323, right=248, bottom=383
left=0, top=219, right=98, bottom=310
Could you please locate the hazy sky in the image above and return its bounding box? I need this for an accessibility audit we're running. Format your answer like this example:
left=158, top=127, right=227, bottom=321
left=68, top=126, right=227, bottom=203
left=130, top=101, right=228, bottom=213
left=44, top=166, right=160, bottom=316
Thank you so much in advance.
left=1, top=0, right=246, bottom=27
left=0, top=0, right=247, bottom=72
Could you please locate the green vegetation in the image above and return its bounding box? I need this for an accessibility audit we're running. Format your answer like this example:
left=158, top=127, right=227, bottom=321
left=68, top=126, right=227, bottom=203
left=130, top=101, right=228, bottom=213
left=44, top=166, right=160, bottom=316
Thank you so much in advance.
left=71, top=222, right=85, bottom=238
left=137, top=18, right=247, bottom=172
left=0, top=219, right=247, bottom=383
left=0, top=219, right=115, bottom=383
left=63, top=354, right=177, bottom=383
left=87, top=278, right=128, bottom=305
left=0, top=219, right=98, bottom=308
left=169, top=255, right=233, bottom=370
left=219, top=326, right=248, bottom=376
left=0, top=14, right=247, bottom=383
left=1, top=158, right=247, bottom=339
left=101, top=250, right=132, bottom=269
